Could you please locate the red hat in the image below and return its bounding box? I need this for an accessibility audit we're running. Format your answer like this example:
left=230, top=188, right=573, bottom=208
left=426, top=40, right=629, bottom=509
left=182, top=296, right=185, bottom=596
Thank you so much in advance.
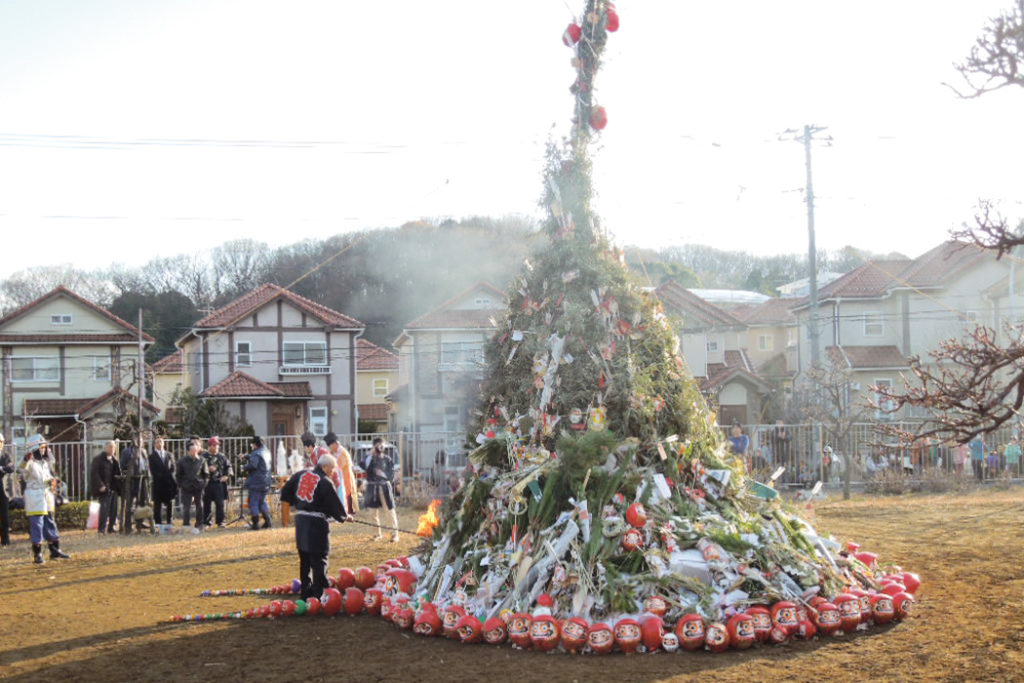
left=208, top=436, right=221, bottom=446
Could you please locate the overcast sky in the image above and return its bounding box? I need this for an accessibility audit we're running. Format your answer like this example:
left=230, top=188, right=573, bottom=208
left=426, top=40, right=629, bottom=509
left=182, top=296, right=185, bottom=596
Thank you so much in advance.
left=0, top=0, right=1021, bottom=279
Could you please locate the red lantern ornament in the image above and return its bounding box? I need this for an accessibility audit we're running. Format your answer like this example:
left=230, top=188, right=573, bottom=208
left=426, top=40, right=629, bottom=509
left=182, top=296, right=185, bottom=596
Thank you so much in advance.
left=508, top=612, right=533, bottom=648
left=771, top=601, right=799, bottom=635
left=726, top=614, right=756, bottom=650
left=337, top=567, right=356, bottom=590
left=268, top=600, right=283, bottom=617
left=384, top=568, right=417, bottom=596
left=443, top=605, right=466, bottom=640
left=355, top=566, right=376, bottom=590
left=562, top=22, right=582, bottom=46
left=870, top=593, right=896, bottom=625
left=605, top=10, right=620, bottom=32
left=589, top=106, right=608, bottom=131
left=530, top=614, right=561, bottom=651
left=363, top=588, right=384, bottom=615
left=625, top=502, right=647, bottom=528
left=833, top=593, right=861, bottom=632
left=900, top=571, right=921, bottom=595
left=704, top=622, right=730, bottom=653
left=675, top=613, right=706, bottom=651
left=343, top=587, right=364, bottom=616
left=640, top=616, right=665, bottom=652
left=457, top=614, right=483, bottom=643
left=745, top=606, right=772, bottom=642
left=813, top=602, right=842, bottom=636
left=281, top=600, right=296, bottom=617
left=587, top=622, right=615, bottom=654
left=321, top=589, right=342, bottom=616
left=892, top=592, right=915, bottom=620
left=483, top=617, right=508, bottom=645
left=306, top=596, right=322, bottom=616
left=621, top=527, right=643, bottom=552
left=413, top=609, right=443, bottom=636
left=643, top=595, right=668, bottom=618
left=561, top=617, right=589, bottom=653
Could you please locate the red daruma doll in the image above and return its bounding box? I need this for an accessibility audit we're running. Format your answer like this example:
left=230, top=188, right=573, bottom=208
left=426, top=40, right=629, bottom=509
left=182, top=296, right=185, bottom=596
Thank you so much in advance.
left=587, top=622, right=615, bottom=654
left=675, top=613, right=706, bottom=651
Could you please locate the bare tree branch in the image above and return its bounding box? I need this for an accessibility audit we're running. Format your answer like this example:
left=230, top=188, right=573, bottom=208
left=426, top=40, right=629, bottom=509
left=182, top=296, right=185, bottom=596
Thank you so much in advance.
left=947, top=0, right=1024, bottom=98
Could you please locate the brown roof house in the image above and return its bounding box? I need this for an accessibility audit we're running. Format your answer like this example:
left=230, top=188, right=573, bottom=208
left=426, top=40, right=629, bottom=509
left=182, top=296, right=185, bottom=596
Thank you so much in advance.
left=393, top=282, right=505, bottom=439
left=356, top=339, right=399, bottom=432
left=656, top=281, right=770, bottom=425
left=176, top=284, right=364, bottom=438
left=0, top=286, right=157, bottom=443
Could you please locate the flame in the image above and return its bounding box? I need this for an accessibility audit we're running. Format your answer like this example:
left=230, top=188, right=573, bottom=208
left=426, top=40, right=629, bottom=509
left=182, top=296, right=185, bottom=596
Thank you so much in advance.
left=416, top=499, right=442, bottom=537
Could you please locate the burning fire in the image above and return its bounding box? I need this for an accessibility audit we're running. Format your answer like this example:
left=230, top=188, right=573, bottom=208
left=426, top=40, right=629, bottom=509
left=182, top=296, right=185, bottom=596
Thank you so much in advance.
left=416, top=499, right=442, bottom=537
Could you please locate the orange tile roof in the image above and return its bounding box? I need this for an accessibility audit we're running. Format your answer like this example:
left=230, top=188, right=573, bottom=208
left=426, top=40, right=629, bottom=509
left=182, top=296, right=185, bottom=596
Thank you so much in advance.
left=200, top=371, right=313, bottom=399
left=194, top=284, right=362, bottom=329
left=358, top=403, right=391, bottom=420
left=0, top=286, right=154, bottom=342
left=827, top=345, right=910, bottom=370
left=656, top=282, right=746, bottom=329
left=404, top=282, right=506, bottom=331
left=25, top=389, right=159, bottom=417
left=734, top=297, right=796, bottom=325
left=152, top=349, right=184, bottom=373
left=357, top=339, right=399, bottom=370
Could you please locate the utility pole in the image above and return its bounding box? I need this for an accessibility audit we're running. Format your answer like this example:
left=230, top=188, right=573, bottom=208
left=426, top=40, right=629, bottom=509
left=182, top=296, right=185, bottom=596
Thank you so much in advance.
left=781, top=124, right=831, bottom=368
left=137, top=309, right=145, bottom=439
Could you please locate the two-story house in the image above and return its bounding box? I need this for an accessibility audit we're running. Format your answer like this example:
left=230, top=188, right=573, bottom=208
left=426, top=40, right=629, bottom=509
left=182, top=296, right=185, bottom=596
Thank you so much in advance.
left=393, top=282, right=505, bottom=437
left=656, top=281, right=770, bottom=425
left=176, top=284, right=364, bottom=437
left=0, top=286, right=158, bottom=443
left=356, top=338, right=399, bottom=433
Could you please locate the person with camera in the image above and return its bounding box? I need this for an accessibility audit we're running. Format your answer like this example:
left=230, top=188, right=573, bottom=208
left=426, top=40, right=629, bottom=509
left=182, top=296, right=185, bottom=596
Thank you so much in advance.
left=0, top=433, right=13, bottom=547
left=176, top=439, right=208, bottom=529
left=90, top=440, right=122, bottom=534
left=243, top=436, right=273, bottom=530
left=364, top=436, right=399, bottom=543
left=21, top=434, right=70, bottom=563
left=279, top=452, right=348, bottom=600
left=148, top=435, right=177, bottom=526
left=201, top=436, right=231, bottom=528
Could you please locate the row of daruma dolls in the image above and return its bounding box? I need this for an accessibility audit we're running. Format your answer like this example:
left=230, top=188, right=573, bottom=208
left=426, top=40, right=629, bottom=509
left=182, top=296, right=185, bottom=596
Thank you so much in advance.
left=229, top=552, right=918, bottom=654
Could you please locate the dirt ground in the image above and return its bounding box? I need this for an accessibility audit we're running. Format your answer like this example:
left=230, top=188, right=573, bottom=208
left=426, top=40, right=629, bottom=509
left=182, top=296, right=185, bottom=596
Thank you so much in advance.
left=1, top=490, right=1022, bottom=683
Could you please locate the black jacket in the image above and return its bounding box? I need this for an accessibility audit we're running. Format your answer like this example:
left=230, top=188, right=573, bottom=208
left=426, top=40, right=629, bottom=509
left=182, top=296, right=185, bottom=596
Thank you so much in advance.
left=0, top=450, right=14, bottom=501
left=90, top=452, right=122, bottom=498
left=176, top=454, right=208, bottom=494
left=149, top=449, right=177, bottom=498
left=280, top=466, right=346, bottom=553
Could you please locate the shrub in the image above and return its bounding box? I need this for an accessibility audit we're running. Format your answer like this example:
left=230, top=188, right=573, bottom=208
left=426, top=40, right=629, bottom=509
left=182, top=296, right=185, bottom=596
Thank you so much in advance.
left=7, top=501, right=92, bottom=533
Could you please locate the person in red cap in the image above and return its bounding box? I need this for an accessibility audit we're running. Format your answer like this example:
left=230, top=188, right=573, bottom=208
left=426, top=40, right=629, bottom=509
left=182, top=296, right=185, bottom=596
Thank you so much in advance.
left=201, top=436, right=232, bottom=527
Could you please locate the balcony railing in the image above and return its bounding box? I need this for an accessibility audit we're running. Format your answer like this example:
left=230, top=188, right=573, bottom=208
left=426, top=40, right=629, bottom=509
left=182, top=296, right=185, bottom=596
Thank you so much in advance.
left=279, top=365, right=331, bottom=375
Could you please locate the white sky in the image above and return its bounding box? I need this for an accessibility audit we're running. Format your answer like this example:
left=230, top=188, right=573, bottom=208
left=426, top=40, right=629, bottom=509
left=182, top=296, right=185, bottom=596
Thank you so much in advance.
left=0, top=0, right=1021, bottom=279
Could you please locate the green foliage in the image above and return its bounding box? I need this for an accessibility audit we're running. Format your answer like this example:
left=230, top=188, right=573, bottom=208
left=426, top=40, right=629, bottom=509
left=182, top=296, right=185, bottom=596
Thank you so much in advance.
left=164, top=387, right=254, bottom=438
left=109, top=290, right=199, bottom=362
left=7, top=501, right=91, bottom=532
left=554, top=430, right=619, bottom=490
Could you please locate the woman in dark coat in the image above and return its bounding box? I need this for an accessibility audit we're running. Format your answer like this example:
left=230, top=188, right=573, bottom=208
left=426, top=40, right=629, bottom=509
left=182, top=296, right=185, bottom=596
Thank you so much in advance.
left=243, top=436, right=273, bottom=530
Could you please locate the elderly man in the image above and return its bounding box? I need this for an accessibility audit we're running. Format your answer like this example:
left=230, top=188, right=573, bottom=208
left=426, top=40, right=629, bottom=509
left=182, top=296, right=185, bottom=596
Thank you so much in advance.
left=202, top=436, right=232, bottom=528
left=90, top=440, right=122, bottom=534
left=148, top=436, right=177, bottom=526
left=176, top=439, right=208, bottom=529
left=279, top=453, right=348, bottom=600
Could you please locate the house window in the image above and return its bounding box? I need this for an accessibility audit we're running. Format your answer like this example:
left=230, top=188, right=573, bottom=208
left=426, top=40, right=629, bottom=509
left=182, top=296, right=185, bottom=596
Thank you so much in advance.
left=236, top=341, right=252, bottom=367
left=283, top=341, right=328, bottom=366
left=93, top=356, right=111, bottom=380
left=309, top=406, right=328, bottom=436
left=963, top=310, right=980, bottom=324
left=757, top=334, right=774, bottom=351
left=706, top=341, right=719, bottom=353
left=11, top=356, right=59, bottom=382
left=863, top=312, right=884, bottom=337
left=441, top=342, right=483, bottom=366
left=474, top=297, right=493, bottom=307
left=786, top=327, right=797, bottom=348
left=444, top=405, right=462, bottom=433
left=372, top=378, right=389, bottom=398
left=874, top=378, right=895, bottom=418
left=50, top=314, right=72, bottom=325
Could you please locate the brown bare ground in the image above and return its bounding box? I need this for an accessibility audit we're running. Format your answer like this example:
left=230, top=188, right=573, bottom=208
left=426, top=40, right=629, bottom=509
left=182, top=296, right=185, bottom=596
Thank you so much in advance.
left=0, top=490, right=1022, bottom=683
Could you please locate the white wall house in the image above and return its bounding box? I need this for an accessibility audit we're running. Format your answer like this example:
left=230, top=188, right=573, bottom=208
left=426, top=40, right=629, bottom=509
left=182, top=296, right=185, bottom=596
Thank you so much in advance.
left=176, top=284, right=364, bottom=438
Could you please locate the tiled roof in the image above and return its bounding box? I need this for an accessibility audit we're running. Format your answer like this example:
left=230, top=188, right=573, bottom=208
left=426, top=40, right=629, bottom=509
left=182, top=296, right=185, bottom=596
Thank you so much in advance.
left=700, top=349, right=768, bottom=392
left=0, top=333, right=139, bottom=343
left=357, top=339, right=399, bottom=370
left=827, top=345, right=910, bottom=369
left=271, top=381, right=313, bottom=398
left=404, top=282, right=506, bottom=331
left=202, top=371, right=285, bottom=398
left=655, top=282, right=746, bottom=329
left=152, top=349, right=184, bottom=374
left=26, top=389, right=159, bottom=417
left=194, top=284, right=362, bottom=329
left=816, top=260, right=910, bottom=300
left=901, top=241, right=989, bottom=287
left=358, top=403, right=391, bottom=420
left=0, top=286, right=154, bottom=341
left=734, top=297, right=796, bottom=325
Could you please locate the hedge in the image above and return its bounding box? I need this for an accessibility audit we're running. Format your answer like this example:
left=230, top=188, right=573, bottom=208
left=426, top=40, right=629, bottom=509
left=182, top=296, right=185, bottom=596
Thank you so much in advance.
left=6, top=501, right=92, bottom=533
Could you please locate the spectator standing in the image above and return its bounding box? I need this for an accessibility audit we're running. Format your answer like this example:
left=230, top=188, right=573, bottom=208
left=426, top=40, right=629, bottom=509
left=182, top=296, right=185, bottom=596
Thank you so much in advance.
left=90, top=440, right=122, bottom=534
left=176, top=439, right=208, bottom=529
left=986, top=439, right=1001, bottom=479
left=1004, top=436, right=1022, bottom=477
left=728, top=424, right=750, bottom=468
left=968, top=435, right=985, bottom=482
left=201, top=436, right=231, bottom=527
left=21, top=435, right=70, bottom=563
left=119, top=437, right=150, bottom=532
left=243, top=436, right=273, bottom=530
left=769, top=420, right=791, bottom=471
left=365, top=436, right=399, bottom=542
left=953, top=442, right=969, bottom=475
left=325, top=433, right=359, bottom=515
left=0, top=433, right=13, bottom=547
left=148, top=436, right=177, bottom=525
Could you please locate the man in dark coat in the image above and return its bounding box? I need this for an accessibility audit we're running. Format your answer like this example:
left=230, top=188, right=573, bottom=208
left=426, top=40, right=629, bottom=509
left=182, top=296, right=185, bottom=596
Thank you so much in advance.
left=148, top=435, right=177, bottom=525
left=175, top=439, right=208, bottom=528
left=119, top=437, right=151, bottom=532
left=365, top=436, right=399, bottom=542
left=0, top=433, right=14, bottom=546
left=242, top=436, right=273, bottom=530
left=201, top=436, right=231, bottom=527
left=90, top=440, right=122, bottom=534
left=279, top=453, right=348, bottom=600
